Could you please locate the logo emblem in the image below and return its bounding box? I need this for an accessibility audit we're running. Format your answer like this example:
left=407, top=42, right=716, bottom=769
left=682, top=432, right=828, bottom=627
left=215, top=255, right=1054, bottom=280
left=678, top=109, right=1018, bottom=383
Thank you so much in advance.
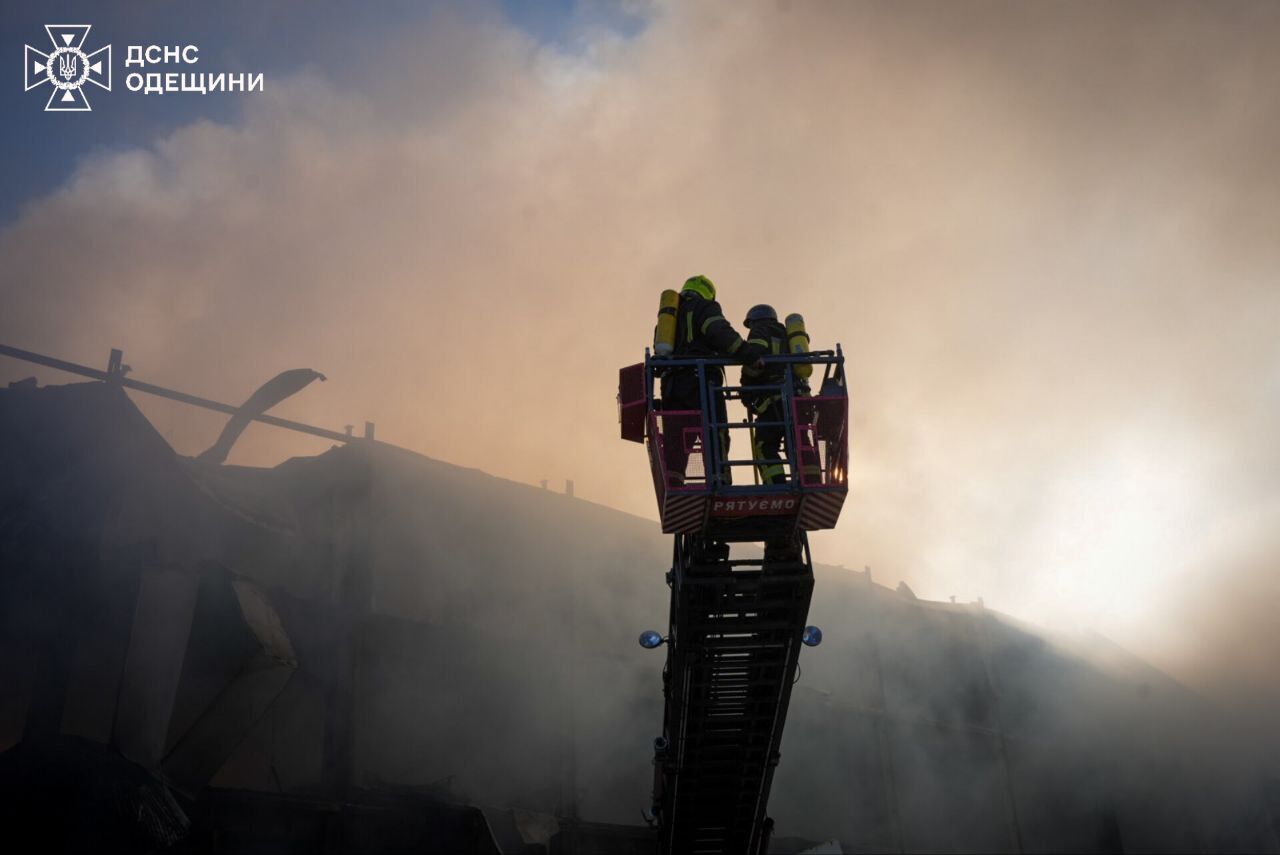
left=25, top=25, right=111, bottom=111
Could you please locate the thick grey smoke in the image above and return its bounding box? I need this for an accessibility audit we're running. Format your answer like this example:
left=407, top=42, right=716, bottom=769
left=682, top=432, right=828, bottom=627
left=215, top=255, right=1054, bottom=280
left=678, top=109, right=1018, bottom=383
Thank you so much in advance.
left=1, top=1, right=1277, bottom=743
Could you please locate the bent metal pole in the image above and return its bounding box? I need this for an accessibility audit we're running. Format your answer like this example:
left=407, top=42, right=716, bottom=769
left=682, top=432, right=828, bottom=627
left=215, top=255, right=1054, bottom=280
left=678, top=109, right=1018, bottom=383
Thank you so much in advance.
left=0, top=342, right=355, bottom=445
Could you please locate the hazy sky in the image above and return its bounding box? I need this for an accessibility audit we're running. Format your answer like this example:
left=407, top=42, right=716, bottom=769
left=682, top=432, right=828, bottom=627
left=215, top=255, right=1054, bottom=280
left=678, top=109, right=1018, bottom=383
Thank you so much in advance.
left=2, top=1, right=1277, bottom=705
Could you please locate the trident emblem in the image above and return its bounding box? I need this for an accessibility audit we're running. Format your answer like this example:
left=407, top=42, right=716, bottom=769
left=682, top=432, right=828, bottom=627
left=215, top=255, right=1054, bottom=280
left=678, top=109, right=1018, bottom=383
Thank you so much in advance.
left=58, top=53, right=78, bottom=81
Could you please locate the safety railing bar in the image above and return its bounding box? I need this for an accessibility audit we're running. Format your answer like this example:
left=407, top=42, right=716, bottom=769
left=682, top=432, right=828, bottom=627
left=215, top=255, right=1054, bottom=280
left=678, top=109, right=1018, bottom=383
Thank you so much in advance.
left=705, top=421, right=787, bottom=429
left=643, top=344, right=845, bottom=493
left=649, top=352, right=839, bottom=367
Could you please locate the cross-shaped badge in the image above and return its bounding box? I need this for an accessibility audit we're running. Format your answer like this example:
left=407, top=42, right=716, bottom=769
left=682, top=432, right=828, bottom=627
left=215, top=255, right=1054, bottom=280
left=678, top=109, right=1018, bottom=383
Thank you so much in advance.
left=25, top=25, right=112, bottom=112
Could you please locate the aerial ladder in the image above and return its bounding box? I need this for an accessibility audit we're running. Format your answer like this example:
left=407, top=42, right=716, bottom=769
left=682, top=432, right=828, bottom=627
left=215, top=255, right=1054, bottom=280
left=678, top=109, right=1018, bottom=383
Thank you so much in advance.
left=619, top=347, right=850, bottom=855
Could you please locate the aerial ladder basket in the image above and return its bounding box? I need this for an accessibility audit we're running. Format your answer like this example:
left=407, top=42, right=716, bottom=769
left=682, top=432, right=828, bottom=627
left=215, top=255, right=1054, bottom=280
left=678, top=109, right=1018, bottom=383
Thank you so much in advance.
left=619, top=348, right=849, bottom=855
left=620, top=348, right=849, bottom=538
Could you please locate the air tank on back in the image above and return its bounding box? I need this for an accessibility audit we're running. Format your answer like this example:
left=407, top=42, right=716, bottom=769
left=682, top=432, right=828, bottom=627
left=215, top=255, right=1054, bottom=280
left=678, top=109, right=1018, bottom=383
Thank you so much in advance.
left=654, top=289, right=681, bottom=356
left=785, top=313, right=812, bottom=379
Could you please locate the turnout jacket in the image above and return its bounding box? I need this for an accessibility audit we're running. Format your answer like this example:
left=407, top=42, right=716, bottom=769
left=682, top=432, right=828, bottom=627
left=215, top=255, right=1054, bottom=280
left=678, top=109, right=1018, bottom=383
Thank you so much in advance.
left=660, top=292, right=763, bottom=407
left=673, top=293, right=750, bottom=360
left=740, top=318, right=792, bottom=412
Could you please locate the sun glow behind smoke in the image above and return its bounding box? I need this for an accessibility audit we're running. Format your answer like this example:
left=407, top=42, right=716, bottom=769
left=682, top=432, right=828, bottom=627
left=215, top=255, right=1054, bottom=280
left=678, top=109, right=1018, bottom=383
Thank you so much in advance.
left=1017, top=434, right=1209, bottom=643
left=0, top=2, right=1277, bottom=705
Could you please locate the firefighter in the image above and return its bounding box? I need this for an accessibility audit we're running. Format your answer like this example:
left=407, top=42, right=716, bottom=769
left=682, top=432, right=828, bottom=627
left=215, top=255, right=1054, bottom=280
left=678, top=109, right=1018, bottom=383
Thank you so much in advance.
left=739, top=304, right=792, bottom=486
left=741, top=304, right=815, bottom=564
left=657, top=275, right=764, bottom=487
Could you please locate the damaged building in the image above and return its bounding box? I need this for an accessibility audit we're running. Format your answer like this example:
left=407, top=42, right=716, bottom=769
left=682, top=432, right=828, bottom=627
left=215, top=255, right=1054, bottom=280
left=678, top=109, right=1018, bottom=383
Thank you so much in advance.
left=0, top=378, right=1276, bottom=853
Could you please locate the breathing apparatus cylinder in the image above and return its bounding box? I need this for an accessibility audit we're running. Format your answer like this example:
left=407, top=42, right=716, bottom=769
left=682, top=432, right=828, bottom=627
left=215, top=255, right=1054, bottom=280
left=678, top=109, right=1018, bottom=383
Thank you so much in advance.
left=653, top=289, right=680, bottom=356
left=785, top=313, right=812, bottom=378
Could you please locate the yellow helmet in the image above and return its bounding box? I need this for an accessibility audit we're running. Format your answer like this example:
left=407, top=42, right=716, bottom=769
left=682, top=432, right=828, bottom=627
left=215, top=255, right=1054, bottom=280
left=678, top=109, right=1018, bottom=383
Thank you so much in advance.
left=681, top=275, right=716, bottom=302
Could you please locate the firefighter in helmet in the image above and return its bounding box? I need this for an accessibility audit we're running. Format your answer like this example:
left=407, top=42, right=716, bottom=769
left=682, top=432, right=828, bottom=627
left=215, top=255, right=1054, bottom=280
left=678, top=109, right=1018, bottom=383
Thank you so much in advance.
left=740, top=304, right=795, bottom=485
left=741, top=303, right=816, bottom=562
left=657, top=275, right=765, bottom=486
left=741, top=304, right=822, bottom=486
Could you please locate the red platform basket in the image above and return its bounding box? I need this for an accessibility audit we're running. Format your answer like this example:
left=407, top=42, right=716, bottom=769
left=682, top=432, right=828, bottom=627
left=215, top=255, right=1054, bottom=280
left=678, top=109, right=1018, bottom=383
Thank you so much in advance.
left=621, top=357, right=849, bottom=537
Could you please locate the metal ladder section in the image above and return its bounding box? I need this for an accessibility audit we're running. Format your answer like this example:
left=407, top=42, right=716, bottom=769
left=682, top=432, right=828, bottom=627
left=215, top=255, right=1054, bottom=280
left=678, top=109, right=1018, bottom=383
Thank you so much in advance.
left=703, top=377, right=795, bottom=487
left=653, top=534, right=815, bottom=855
